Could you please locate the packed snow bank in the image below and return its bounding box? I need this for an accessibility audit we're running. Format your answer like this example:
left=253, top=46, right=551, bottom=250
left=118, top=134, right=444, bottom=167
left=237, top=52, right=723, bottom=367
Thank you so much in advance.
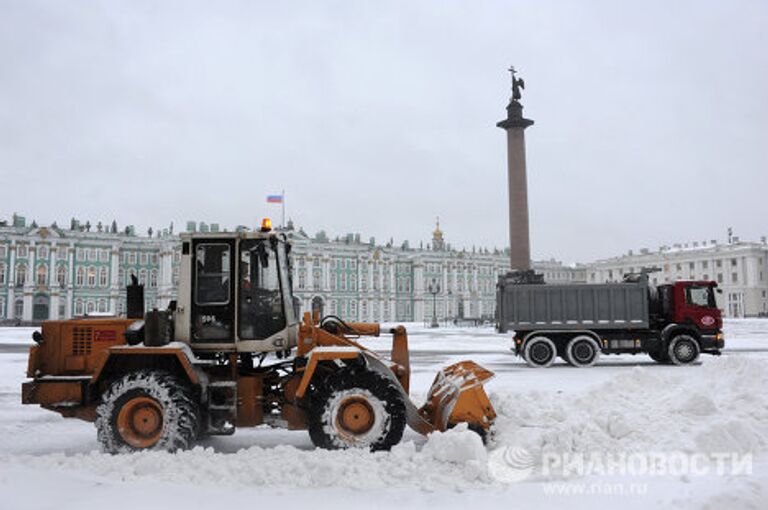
left=3, top=357, right=766, bottom=492
left=491, top=356, right=768, bottom=458
left=1, top=427, right=490, bottom=490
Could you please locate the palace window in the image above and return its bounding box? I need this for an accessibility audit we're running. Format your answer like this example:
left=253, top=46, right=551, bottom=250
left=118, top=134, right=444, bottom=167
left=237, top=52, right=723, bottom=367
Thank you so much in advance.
left=87, top=267, right=96, bottom=287
left=76, top=267, right=85, bottom=286
left=149, top=270, right=158, bottom=288
left=36, top=265, right=47, bottom=286
left=0, top=264, right=5, bottom=285
left=75, top=299, right=84, bottom=316
left=100, top=249, right=109, bottom=262
left=86, top=301, right=95, bottom=314
left=298, top=270, right=306, bottom=290
left=14, top=298, right=23, bottom=318
left=38, top=245, right=49, bottom=260
left=0, top=298, right=5, bottom=318
left=57, top=266, right=67, bottom=287
left=97, top=299, right=107, bottom=313
left=18, top=244, right=28, bottom=258
left=89, top=248, right=97, bottom=261
left=99, top=267, right=108, bottom=287
left=0, top=244, right=6, bottom=258
left=140, top=252, right=148, bottom=265
left=76, top=248, right=84, bottom=261
left=57, top=247, right=68, bottom=260
left=15, top=264, right=26, bottom=286
left=139, top=269, right=147, bottom=285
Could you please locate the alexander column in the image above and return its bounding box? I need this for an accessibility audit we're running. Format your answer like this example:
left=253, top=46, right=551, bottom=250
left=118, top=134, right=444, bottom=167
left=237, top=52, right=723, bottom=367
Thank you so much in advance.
left=496, top=66, right=534, bottom=271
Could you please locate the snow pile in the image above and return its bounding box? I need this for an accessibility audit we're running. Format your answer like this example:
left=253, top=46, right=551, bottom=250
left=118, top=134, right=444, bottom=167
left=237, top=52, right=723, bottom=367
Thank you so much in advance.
left=0, top=428, right=491, bottom=490
left=491, top=356, right=768, bottom=457
left=3, top=357, right=767, bottom=492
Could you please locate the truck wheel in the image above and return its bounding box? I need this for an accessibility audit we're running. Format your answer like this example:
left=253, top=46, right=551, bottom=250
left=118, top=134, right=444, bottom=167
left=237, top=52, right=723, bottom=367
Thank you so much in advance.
left=667, top=334, right=701, bottom=366
left=308, top=367, right=406, bottom=451
left=95, top=370, right=200, bottom=454
left=523, top=336, right=557, bottom=368
left=565, top=335, right=600, bottom=367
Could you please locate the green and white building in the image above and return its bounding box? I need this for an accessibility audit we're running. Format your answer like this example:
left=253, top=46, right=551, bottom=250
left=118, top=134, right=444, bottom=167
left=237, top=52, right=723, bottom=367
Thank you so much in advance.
left=0, top=213, right=584, bottom=324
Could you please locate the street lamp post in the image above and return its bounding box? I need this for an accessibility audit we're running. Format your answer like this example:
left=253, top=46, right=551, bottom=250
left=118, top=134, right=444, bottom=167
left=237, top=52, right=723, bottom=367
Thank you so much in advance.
left=428, top=278, right=440, bottom=328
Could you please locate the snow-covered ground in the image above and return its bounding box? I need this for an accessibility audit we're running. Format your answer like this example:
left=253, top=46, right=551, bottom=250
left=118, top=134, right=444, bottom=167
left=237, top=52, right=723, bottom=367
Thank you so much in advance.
left=1, top=320, right=767, bottom=509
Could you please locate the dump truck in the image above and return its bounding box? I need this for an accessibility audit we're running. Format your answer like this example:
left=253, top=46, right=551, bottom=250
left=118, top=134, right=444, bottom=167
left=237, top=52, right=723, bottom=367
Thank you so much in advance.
left=21, top=220, right=496, bottom=453
left=496, top=270, right=724, bottom=367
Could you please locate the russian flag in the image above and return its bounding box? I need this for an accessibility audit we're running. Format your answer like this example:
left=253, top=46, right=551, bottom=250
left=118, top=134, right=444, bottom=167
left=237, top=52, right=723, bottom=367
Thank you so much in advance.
left=266, top=194, right=283, bottom=204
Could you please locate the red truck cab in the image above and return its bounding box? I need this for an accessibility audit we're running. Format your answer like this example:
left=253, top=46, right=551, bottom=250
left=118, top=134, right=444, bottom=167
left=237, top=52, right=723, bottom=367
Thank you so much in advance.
left=671, top=281, right=723, bottom=332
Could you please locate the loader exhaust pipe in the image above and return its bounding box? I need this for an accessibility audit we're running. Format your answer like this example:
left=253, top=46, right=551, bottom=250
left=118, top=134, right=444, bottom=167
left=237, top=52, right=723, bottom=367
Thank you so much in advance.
left=126, top=274, right=145, bottom=319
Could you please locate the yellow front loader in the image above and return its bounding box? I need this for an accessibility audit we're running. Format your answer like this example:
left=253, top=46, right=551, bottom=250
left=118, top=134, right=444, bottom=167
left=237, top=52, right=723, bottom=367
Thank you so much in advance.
left=22, top=225, right=495, bottom=452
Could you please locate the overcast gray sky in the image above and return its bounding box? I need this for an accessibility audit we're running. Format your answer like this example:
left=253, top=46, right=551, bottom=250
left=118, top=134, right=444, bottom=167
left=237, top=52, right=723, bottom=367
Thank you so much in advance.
left=1, top=0, right=766, bottom=263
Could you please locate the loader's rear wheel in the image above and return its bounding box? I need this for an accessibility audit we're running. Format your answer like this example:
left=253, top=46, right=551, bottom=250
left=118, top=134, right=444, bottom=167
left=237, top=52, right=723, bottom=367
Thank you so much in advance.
left=308, top=368, right=406, bottom=451
left=96, top=370, right=200, bottom=454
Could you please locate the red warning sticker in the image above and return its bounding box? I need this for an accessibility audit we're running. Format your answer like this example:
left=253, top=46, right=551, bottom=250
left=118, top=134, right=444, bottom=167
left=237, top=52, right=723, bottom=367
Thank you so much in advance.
left=94, top=330, right=118, bottom=342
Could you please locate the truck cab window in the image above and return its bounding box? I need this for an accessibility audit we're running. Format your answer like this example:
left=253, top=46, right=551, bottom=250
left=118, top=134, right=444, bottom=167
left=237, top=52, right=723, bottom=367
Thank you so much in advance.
left=686, top=286, right=714, bottom=307
left=239, top=240, right=286, bottom=340
left=196, top=244, right=231, bottom=305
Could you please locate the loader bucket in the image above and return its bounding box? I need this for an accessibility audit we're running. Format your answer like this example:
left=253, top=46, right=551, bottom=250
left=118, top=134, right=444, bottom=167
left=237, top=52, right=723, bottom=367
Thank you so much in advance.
left=417, top=360, right=496, bottom=434
left=361, top=353, right=496, bottom=437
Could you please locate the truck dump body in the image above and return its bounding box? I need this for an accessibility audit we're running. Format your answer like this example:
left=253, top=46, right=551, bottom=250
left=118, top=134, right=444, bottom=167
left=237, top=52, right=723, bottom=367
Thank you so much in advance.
left=497, top=278, right=650, bottom=333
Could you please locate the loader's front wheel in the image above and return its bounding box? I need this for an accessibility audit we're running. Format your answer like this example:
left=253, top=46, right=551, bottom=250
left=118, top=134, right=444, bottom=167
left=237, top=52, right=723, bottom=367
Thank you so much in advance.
left=308, top=368, right=406, bottom=451
left=96, top=370, right=200, bottom=454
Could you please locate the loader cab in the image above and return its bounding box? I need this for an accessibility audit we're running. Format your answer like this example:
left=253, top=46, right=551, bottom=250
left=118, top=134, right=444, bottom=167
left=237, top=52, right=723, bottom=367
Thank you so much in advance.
left=175, top=229, right=298, bottom=353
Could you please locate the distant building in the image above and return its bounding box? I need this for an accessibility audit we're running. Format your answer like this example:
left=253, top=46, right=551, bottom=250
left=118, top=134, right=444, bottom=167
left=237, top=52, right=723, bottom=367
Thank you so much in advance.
left=0, top=214, right=584, bottom=323
left=283, top=219, right=584, bottom=323
left=0, top=216, right=180, bottom=323
left=583, top=238, right=768, bottom=318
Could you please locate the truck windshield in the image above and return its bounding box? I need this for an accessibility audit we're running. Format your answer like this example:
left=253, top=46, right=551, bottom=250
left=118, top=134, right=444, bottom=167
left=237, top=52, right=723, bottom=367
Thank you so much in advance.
left=238, top=239, right=286, bottom=339
left=686, top=285, right=715, bottom=308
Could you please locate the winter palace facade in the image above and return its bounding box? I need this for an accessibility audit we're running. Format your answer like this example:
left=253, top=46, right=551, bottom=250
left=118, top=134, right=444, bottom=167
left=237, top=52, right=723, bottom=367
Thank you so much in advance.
left=0, top=214, right=583, bottom=324
left=2, top=213, right=765, bottom=323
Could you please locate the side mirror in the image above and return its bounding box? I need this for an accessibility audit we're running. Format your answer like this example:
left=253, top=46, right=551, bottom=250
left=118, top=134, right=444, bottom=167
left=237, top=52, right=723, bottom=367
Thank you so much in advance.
left=256, top=243, right=269, bottom=268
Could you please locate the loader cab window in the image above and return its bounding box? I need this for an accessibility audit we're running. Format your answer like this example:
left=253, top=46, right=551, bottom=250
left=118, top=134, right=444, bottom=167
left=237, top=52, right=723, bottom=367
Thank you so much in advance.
left=196, top=244, right=231, bottom=305
left=239, top=239, right=286, bottom=340
left=192, top=242, right=234, bottom=342
left=686, top=285, right=716, bottom=308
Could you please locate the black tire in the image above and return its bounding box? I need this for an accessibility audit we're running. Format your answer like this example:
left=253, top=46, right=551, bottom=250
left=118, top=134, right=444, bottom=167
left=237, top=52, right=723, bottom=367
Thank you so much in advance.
left=523, top=336, right=557, bottom=368
left=564, top=335, right=601, bottom=367
left=95, top=370, right=200, bottom=454
left=667, top=334, right=701, bottom=365
left=308, top=367, right=406, bottom=451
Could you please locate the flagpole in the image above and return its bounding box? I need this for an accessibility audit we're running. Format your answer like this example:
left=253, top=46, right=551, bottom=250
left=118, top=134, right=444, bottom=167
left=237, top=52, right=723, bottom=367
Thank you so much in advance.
left=281, top=189, right=285, bottom=228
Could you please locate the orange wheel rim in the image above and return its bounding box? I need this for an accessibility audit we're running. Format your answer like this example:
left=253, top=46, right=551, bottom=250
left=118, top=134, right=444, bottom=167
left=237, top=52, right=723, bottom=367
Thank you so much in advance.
left=337, top=396, right=375, bottom=436
left=116, top=396, right=164, bottom=448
